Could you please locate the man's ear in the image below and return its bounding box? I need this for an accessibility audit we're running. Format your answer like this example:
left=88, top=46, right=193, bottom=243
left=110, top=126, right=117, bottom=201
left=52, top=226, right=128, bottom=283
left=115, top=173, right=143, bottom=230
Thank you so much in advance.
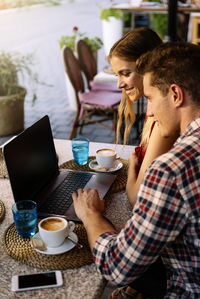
left=170, top=84, right=184, bottom=107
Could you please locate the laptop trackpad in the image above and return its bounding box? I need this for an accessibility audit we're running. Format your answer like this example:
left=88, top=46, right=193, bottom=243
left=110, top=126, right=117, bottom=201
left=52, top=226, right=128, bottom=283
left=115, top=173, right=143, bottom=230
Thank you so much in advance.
left=84, top=173, right=116, bottom=199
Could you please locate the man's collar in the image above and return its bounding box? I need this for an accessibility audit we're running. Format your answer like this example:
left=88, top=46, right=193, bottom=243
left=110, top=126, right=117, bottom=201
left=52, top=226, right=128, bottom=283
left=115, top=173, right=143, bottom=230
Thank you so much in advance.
left=175, top=117, right=200, bottom=145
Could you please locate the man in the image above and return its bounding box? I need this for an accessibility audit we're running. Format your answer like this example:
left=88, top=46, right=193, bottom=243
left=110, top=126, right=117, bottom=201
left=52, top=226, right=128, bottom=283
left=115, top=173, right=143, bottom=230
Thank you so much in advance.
left=72, top=42, right=200, bottom=298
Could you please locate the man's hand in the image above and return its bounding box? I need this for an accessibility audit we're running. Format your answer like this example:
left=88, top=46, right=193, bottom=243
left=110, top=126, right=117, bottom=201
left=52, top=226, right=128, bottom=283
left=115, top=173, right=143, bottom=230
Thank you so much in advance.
left=72, top=188, right=115, bottom=250
left=72, top=188, right=105, bottom=222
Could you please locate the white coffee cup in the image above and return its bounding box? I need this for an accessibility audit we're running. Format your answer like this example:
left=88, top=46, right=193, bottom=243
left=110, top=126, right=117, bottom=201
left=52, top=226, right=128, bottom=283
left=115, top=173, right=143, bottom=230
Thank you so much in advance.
left=38, top=217, right=75, bottom=247
left=96, top=148, right=117, bottom=169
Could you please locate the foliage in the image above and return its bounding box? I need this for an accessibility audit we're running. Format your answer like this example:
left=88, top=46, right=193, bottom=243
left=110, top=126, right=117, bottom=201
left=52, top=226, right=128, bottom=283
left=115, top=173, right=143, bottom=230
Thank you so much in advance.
left=0, top=0, right=60, bottom=9
left=149, top=0, right=167, bottom=39
left=0, top=51, right=40, bottom=103
left=99, top=8, right=123, bottom=21
left=149, top=14, right=167, bottom=39
left=59, top=27, right=103, bottom=53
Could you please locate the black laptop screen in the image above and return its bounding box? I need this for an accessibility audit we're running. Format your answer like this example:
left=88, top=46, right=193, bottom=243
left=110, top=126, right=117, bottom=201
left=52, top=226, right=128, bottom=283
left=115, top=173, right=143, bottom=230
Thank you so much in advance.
left=3, top=116, right=59, bottom=203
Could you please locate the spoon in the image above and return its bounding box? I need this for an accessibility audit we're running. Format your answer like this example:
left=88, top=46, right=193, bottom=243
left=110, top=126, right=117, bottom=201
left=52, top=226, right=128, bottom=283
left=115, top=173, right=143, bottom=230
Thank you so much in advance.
left=67, top=236, right=83, bottom=249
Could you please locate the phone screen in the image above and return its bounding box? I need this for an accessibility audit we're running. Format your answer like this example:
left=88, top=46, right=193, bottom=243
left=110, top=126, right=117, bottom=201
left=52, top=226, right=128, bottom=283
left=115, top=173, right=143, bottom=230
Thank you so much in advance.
left=18, top=272, right=57, bottom=289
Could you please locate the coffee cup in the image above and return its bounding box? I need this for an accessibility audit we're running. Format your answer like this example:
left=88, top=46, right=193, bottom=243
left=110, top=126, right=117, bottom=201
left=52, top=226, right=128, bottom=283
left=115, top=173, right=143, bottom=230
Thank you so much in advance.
left=96, top=148, right=117, bottom=169
left=38, top=217, right=75, bottom=247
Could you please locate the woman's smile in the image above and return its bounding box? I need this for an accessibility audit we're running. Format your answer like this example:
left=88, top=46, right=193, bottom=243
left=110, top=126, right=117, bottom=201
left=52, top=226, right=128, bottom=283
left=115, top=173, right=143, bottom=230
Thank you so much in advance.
left=110, top=56, right=143, bottom=102
left=125, top=87, right=135, bottom=95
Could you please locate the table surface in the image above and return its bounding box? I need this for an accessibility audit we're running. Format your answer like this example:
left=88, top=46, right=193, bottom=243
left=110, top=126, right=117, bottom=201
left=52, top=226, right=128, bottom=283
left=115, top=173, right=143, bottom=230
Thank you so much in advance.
left=0, top=139, right=134, bottom=299
left=111, top=3, right=200, bottom=13
left=94, top=71, right=117, bottom=83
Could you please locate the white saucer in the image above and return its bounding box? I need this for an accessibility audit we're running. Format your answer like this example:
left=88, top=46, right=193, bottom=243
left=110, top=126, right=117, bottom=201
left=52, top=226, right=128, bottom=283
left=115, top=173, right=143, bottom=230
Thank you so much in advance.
left=89, top=159, right=123, bottom=173
left=32, top=232, right=78, bottom=255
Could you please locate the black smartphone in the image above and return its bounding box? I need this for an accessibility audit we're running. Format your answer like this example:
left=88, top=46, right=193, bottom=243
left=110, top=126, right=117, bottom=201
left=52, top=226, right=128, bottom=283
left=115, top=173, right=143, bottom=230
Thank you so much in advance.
left=11, top=271, right=63, bottom=292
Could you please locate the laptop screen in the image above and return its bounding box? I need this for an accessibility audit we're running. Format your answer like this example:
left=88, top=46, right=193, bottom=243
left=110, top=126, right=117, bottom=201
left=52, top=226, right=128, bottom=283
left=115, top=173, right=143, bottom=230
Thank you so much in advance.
left=3, top=116, right=59, bottom=203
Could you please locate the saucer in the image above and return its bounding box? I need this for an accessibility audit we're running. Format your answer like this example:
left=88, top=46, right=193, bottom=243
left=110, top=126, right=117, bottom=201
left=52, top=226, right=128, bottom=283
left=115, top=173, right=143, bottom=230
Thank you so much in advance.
left=89, top=159, right=123, bottom=173
left=31, top=232, right=78, bottom=255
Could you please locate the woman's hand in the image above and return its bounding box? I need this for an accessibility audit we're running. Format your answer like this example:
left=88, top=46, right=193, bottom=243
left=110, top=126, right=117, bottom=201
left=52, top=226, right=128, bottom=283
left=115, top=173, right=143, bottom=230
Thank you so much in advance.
left=128, top=152, right=140, bottom=175
left=126, top=151, right=140, bottom=206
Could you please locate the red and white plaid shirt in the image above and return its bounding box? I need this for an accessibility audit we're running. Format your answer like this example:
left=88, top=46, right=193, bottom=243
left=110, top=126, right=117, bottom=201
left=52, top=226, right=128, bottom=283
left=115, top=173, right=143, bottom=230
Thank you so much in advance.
left=93, top=118, right=200, bottom=298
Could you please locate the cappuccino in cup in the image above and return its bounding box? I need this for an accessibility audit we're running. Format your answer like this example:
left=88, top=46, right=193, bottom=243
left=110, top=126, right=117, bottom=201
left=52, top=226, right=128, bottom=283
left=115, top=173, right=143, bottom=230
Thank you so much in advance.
left=38, top=217, right=75, bottom=247
left=96, top=148, right=117, bottom=169
left=41, top=218, right=65, bottom=231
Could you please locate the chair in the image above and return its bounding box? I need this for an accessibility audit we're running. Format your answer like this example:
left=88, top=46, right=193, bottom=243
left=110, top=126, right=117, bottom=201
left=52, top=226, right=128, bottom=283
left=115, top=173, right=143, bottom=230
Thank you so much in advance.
left=188, top=13, right=200, bottom=44
left=62, top=46, right=122, bottom=140
left=77, top=39, right=120, bottom=92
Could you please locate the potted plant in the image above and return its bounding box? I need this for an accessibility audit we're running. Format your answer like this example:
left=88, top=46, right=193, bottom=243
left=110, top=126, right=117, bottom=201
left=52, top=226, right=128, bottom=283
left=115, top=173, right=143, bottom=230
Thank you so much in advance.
left=59, top=26, right=103, bottom=111
left=99, top=7, right=123, bottom=21
left=59, top=26, right=103, bottom=56
left=0, top=51, right=39, bottom=136
left=99, top=4, right=123, bottom=57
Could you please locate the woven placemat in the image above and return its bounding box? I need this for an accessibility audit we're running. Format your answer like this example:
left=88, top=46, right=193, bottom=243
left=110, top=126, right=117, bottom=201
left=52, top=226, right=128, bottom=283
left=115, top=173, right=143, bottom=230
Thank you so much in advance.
left=0, top=200, right=5, bottom=222
left=0, top=151, right=8, bottom=178
left=60, top=156, right=128, bottom=193
left=3, top=222, right=93, bottom=270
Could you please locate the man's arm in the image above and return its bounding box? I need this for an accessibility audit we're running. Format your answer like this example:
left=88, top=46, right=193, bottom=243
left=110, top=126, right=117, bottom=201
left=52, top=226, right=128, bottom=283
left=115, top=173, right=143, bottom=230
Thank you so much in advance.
left=72, top=188, right=116, bottom=250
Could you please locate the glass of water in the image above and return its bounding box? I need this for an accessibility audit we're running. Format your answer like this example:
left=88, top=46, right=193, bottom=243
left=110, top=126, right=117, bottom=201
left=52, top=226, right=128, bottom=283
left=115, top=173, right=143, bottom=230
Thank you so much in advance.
left=12, top=200, right=37, bottom=238
left=72, top=137, right=89, bottom=165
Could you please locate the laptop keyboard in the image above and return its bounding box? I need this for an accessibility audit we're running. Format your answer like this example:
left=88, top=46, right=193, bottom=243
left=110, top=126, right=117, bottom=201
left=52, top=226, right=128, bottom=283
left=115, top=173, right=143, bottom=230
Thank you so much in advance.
left=40, top=171, right=93, bottom=215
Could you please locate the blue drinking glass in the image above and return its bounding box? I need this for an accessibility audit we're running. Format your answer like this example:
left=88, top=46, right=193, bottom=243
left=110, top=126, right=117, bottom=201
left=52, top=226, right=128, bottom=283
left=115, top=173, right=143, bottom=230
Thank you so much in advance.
left=12, top=200, right=37, bottom=238
left=72, top=137, right=89, bottom=165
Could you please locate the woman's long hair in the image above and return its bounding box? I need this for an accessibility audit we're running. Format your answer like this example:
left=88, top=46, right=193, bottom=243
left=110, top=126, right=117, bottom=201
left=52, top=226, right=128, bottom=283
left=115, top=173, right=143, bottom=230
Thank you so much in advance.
left=109, top=27, right=162, bottom=145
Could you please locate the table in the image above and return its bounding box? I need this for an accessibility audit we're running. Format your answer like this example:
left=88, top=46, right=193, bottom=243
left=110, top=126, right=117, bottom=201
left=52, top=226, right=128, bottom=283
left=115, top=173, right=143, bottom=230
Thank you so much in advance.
left=111, top=2, right=200, bottom=41
left=112, top=3, right=200, bottom=14
left=0, top=139, right=134, bottom=299
left=94, top=71, right=117, bottom=83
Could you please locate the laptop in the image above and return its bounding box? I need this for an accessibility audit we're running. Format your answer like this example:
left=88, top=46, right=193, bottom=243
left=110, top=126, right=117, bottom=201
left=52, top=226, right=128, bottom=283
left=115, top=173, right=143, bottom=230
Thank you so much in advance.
left=3, top=115, right=116, bottom=222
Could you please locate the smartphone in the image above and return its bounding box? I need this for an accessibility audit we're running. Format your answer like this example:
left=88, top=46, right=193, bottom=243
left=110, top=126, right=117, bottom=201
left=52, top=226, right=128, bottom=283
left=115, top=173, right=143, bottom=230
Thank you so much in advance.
left=11, top=271, right=63, bottom=292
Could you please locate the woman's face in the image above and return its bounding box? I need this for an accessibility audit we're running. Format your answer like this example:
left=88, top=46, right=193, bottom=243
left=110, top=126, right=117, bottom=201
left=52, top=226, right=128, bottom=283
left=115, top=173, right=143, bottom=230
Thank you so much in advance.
left=110, top=55, right=144, bottom=102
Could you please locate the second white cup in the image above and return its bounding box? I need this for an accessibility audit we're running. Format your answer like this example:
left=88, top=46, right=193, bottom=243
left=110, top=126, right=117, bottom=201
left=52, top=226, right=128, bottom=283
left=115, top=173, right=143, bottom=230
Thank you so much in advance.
left=38, top=217, right=75, bottom=248
left=96, top=148, right=117, bottom=169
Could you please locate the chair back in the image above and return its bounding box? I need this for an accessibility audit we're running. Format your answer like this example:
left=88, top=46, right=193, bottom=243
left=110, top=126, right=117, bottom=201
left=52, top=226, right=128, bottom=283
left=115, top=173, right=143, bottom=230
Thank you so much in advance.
left=62, top=46, right=85, bottom=94
left=77, top=39, right=97, bottom=88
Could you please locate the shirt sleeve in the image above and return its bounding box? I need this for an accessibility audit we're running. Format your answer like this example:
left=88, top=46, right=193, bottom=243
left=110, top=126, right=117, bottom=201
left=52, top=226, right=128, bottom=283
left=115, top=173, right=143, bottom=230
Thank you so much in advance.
left=93, top=160, right=187, bottom=286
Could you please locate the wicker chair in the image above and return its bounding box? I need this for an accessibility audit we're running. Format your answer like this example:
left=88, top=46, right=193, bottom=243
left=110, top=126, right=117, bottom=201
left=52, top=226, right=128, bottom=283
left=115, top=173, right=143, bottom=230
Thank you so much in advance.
left=77, top=39, right=119, bottom=92
left=62, top=46, right=121, bottom=140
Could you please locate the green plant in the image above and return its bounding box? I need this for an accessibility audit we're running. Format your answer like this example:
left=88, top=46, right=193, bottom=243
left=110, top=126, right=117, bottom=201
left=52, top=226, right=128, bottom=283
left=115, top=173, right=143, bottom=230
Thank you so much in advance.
left=0, top=0, right=60, bottom=9
left=59, top=26, right=103, bottom=53
left=0, top=51, right=40, bottom=103
left=99, top=8, right=123, bottom=21
left=149, top=14, right=167, bottom=39
left=149, top=0, right=167, bottom=39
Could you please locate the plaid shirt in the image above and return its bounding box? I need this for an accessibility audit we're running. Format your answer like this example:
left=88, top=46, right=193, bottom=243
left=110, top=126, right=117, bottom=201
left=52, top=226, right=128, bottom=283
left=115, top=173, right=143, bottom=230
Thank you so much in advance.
left=93, top=118, right=200, bottom=298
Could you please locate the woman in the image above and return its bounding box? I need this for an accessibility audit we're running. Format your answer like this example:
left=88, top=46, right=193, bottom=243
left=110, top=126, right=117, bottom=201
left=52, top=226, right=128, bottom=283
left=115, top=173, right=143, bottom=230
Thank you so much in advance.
left=109, top=27, right=179, bottom=207
left=108, top=27, right=179, bottom=299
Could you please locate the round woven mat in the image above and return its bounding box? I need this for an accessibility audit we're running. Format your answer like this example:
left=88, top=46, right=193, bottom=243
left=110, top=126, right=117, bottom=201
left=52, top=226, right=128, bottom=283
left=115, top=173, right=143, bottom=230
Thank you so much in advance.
left=4, top=222, right=93, bottom=270
left=60, top=156, right=128, bottom=193
left=0, top=200, right=5, bottom=222
left=0, top=151, right=8, bottom=178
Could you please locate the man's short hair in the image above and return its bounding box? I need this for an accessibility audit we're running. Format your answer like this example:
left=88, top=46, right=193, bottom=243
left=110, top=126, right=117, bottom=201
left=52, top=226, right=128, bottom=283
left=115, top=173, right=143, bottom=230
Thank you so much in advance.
left=136, top=41, right=200, bottom=104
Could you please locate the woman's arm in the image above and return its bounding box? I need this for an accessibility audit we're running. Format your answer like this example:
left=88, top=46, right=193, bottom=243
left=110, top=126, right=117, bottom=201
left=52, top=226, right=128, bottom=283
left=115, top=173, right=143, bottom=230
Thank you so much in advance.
left=126, top=122, right=178, bottom=206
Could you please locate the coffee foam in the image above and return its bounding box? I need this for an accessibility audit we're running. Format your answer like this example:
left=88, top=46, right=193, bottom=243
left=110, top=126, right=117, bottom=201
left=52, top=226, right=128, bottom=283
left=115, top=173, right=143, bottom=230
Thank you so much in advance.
left=97, top=149, right=115, bottom=156
left=41, top=218, right=65, bottom=231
